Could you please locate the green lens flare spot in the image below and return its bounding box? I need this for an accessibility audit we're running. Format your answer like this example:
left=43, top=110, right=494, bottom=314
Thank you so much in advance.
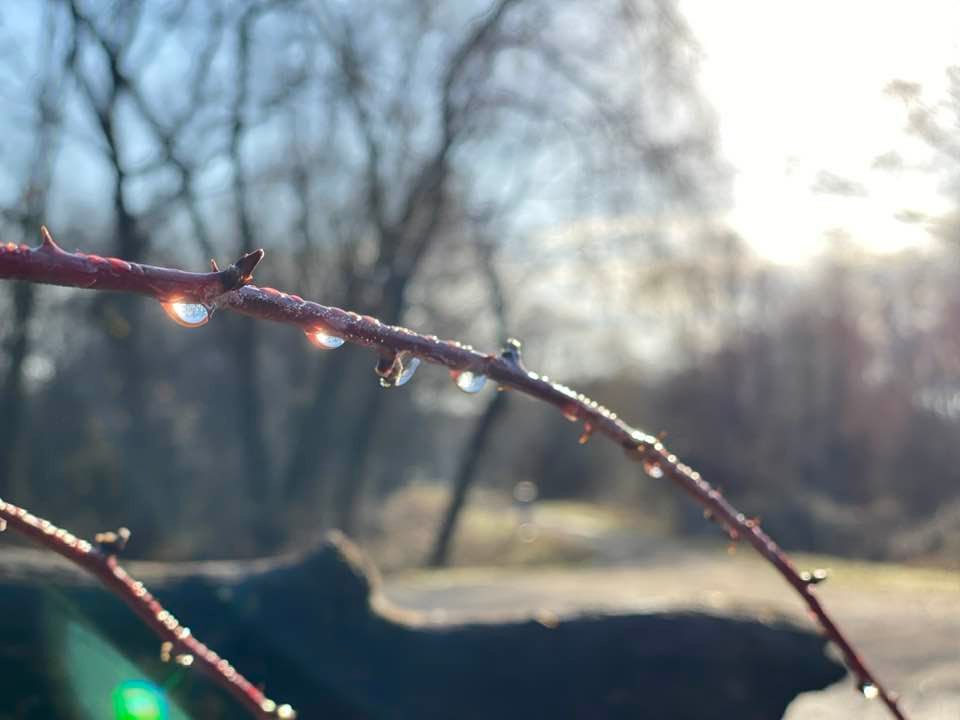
left=112, top=680, right=169, bottom=720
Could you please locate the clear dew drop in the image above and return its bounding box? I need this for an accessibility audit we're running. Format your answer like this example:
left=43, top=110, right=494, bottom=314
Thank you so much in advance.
left=453, top=370, right=487, bottom=394
left=161, top=301, right=210, bottom=328
left=642, top=459, right=664, bottom=479
left=306, top=329, right=345, bottom=350
left=376, top=352, right=419, bottom=388
left=859, top=682, right=879, bottom=700
left=395, top=357, right=420, bottom=386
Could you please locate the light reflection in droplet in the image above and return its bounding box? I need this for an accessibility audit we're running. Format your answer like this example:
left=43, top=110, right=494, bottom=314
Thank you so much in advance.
left=859, top=682, right=879, bottom=699
left=377, top=352, right=419, bottom=388
left=395, top=357, right=420, bottom=386
left=161, top=301, right=210, bottom=328
left=306, top=329, right=345, bottom=350
left=453, top=370, right=487, bottom=394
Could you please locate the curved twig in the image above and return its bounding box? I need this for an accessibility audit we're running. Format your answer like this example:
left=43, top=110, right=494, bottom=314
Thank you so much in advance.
left=0, top=497, right=293, bottom=719
left=0, top=228, right=907, bottom=720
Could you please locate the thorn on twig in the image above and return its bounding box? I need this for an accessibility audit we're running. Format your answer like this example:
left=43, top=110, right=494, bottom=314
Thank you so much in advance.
left=219, top=249, right=265, bottom=291
left=210, top=258, right=220, bottom=272
left=95, top=526, right=131, bottom=555
left=39, top=225, right=62, bottom=252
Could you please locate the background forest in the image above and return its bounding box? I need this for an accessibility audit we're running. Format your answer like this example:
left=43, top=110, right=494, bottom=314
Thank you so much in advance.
left=1, top=0, right=958, bottom=569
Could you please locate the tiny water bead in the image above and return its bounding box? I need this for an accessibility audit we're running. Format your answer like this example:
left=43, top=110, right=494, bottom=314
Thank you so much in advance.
left=160, top=301, right=210, bottom=328
left=306, top=329, right=345, bottom=349
left=859, top=682, right=879, bottom=700
left=642, top=459, right=664, bottom=479
left=452, top=370, right=487, bottom=394
left=800, top=568, right=830, bottom=585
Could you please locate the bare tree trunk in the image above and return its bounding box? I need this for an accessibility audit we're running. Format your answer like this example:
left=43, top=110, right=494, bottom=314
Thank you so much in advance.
left=227, top=9, right=272, bottom=516
left=428, top=390, right=508, bottom=567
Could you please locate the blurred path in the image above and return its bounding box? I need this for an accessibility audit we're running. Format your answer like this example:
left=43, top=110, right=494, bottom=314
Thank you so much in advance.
left=384, top=544, right=959, bottom=720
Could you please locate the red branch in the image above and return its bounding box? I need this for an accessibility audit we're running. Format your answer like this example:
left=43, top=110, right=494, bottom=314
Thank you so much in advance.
left=0, top=229, right=907, bottom=720
left=0, top=498, right=292, bottom=719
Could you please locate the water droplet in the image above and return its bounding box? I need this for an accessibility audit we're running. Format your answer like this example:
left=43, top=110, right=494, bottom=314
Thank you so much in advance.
left=396, top=357, right=420, bottom=386
left=452, top=370, right=487, bottom=394
left=0, top=518, right=6, bottom=532
left=376, top=352, right=419, bottom=388
left=161, top=301, right=210, bottom=328
left=801, top=568, right=830, bottom=585
left=160, top=641, right=173, bottom=662
left=306, top=329, right=345, bottom=349
left=261, top=699, right=277, bottom=714
left=277, top=704, right=298, bottom=719
left=642, top=459, right=663, bottom=478
left=579, top=422, right=593, bottom=444
left=174, top=653, right=194, bottom=667
left=562, top=405, right=579, bottom=422
left=859, top=682, right=879, bottom=700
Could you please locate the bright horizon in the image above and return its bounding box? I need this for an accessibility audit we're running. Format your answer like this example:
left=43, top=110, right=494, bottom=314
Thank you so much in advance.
left=682, top=1, right=959, bottom=264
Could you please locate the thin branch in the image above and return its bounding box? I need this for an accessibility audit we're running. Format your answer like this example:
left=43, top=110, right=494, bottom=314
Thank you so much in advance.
left=0, top=228, right=908, bottom=720
left=0, top=497, right=293, bottom=720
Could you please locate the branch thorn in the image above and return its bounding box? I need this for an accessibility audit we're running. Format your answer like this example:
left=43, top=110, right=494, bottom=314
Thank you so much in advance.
left=39, top=225, right=61, bottom=252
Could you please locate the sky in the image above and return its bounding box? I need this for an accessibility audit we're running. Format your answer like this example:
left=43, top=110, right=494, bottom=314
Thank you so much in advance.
left=681, top=1, right=960, bottom=264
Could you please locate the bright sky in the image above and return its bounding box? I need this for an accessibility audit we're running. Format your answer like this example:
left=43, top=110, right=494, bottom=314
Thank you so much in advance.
left=681, top=1, right=960, bottom=263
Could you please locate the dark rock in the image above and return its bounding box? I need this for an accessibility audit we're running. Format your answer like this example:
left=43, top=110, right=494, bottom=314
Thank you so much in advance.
left=0, top=534, right=844, bottom=719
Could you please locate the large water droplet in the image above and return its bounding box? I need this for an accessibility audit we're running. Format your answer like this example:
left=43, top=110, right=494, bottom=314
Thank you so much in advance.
left=161, top=301, right=210, bottom=328
left=377, top=351, right=419, bottom=388
left=396, top=357, right=420, bottom=386
left=452, top=370, right=487, bottom=394
left=306, top=329, right=345, bottom=349
left=859, top=682, right=879, bottom=700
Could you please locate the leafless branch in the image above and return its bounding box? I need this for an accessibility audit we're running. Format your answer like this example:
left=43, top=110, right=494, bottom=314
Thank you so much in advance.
left=0, top=496, right=294, bottom=719
left=0, top=228, right=908, bottom=720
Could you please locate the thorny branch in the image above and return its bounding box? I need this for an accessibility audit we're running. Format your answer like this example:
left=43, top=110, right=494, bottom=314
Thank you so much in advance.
left=0, top=497, right=293, bottom=720
left=0, top=228, right=908, bottom=720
